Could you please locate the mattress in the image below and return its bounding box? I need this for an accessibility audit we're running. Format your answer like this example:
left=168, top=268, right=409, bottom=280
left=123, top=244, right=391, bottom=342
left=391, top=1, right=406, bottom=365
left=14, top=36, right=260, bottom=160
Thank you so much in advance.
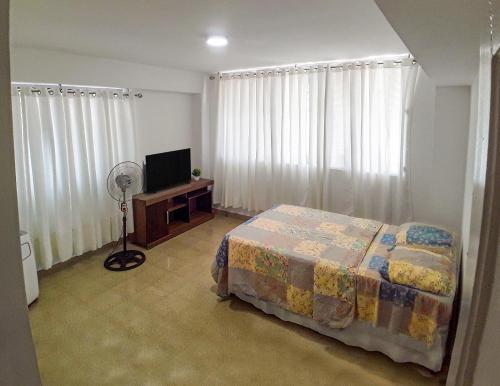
left=211, top=205, right=457, bottom=370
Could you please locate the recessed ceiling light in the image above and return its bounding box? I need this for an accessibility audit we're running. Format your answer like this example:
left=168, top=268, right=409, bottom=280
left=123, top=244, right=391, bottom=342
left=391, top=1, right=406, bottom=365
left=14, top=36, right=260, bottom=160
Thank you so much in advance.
left=206, top=35, right=228, bottom=47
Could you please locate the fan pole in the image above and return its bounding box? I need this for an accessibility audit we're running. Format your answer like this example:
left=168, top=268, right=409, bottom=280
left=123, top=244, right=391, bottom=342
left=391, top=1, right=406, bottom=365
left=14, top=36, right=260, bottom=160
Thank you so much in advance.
left=122, top=190, right=127, bottom=253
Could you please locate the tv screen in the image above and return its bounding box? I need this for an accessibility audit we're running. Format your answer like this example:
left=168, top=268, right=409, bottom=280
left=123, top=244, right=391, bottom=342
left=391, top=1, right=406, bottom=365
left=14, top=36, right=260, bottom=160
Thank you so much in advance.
left=145, top=149, right=191, bottom=192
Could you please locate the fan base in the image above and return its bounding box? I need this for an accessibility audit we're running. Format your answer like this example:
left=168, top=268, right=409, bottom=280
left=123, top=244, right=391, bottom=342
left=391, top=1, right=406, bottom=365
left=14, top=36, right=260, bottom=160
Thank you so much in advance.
left=104, top=250, right=146, bottom=271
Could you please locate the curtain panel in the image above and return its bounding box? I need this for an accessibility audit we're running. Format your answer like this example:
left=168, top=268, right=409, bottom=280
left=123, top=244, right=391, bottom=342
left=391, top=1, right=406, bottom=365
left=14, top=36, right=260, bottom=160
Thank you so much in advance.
left=203, top=61, right=419, bottom=224
left=12, top=87, right=136, bottom=270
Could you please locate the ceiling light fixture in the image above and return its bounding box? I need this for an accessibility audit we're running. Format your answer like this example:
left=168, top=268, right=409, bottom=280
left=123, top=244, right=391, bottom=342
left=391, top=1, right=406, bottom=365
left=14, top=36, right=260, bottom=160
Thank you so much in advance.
left=206, top=35, right=228, bottom=47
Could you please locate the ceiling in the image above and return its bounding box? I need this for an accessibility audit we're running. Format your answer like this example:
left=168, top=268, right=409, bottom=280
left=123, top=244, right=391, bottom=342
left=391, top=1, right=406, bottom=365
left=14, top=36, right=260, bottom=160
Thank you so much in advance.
left=10, top=0, right=408, bottom=73
left=375, top=0, right=493, bottom=86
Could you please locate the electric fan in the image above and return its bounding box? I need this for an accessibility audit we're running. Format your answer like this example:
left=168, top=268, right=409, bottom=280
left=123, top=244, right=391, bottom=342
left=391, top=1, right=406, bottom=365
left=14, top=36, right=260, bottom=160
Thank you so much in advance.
left=104, top=161, right=146, bottom=271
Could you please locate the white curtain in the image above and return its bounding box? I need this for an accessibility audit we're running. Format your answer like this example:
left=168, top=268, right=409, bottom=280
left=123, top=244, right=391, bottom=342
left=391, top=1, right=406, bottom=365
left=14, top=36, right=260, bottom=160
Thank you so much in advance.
left=12, top=87, right=136, bottom=270
left=203, top=60, right=418, bottom=224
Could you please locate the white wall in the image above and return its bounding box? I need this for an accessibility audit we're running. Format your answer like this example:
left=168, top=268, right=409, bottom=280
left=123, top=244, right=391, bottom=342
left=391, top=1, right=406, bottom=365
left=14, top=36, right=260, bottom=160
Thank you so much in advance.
left=134, top=90, right=202, bottom=168
left=10, top=47, right=203, bottom=94
left=410, top=70, right=470, bottom=234
left=431, top=86, right=470, bottom=231
left=461, top=74, right=479, bottom=263
left=10, top=47, right=203, bottom=167
left=0, top=10, right=41, bottom=386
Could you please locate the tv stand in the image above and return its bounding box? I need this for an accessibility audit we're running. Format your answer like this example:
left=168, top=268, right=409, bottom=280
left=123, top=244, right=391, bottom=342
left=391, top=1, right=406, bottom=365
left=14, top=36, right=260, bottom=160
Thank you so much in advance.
left=132, top=178, right=215, bottom=249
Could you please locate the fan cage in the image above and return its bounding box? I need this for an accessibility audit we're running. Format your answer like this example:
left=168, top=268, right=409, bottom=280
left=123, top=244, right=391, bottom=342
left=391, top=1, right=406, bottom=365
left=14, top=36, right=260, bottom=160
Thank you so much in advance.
left=107, top=161, right=143, bottom=202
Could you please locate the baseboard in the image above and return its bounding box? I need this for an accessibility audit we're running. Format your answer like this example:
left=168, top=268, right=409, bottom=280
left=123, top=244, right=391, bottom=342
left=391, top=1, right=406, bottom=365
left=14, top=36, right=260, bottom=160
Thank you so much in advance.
left=214, top=207, right=253, bottom=221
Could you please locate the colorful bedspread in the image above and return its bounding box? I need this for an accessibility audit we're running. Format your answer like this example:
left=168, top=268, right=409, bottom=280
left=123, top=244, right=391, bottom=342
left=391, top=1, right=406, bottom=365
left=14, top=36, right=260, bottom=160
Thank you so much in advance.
left=212, top=205, right=382, bottom=328
left=357, top=224, right=456, bottom=346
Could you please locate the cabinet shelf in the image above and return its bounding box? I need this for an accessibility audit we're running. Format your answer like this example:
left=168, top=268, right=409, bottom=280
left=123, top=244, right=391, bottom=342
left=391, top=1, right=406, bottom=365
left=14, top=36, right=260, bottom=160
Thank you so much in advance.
left=187, top=189, right=212, bottom=199
left=166, top=202, right=187, bottom=212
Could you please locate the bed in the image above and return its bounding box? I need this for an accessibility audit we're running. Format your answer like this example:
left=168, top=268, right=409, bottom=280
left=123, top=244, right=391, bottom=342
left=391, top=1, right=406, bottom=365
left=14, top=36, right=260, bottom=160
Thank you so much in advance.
left=211, top=205, right=458, bottom=371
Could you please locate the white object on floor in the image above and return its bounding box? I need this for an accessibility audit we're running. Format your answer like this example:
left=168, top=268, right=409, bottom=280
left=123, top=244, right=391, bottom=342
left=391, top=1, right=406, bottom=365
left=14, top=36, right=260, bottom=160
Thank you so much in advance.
left=20, top=231, right=39, bottom=305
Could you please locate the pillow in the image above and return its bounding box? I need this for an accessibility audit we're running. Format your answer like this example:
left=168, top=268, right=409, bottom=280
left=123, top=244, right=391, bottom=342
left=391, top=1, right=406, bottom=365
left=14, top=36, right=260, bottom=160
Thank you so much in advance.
left=385, top=246, right=456, bottom=296
left=395, top=223, right=456, bottom=258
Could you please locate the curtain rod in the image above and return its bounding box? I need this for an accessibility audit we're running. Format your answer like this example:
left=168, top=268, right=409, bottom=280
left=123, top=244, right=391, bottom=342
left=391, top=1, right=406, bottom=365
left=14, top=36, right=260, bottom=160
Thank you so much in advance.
left=211, top=53, right=415, bottom=78
left=11, top=82, right=143, bottom=98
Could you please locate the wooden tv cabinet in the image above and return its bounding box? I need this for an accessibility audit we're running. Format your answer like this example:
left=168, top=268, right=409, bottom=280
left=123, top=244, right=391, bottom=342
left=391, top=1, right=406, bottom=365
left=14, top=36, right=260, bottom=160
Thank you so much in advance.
left=132, top=178, right=215, bottom=249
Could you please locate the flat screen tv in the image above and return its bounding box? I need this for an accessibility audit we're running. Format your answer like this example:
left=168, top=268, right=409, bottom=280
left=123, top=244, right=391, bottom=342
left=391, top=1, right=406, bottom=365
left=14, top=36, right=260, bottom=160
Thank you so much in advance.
left=145, top=149, right=191, bottom=192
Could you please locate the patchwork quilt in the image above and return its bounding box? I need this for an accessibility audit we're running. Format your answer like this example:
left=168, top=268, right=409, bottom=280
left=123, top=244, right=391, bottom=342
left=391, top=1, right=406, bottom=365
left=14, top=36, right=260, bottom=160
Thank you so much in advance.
left=212, top=204, right=382, bottom=328
left=357, top=224, right=456, bottom=346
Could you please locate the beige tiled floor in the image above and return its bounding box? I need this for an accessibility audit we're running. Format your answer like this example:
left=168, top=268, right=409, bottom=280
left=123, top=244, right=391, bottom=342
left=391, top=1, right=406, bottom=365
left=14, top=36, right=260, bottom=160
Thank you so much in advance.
left=29, top=214, right=445, bottom=385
